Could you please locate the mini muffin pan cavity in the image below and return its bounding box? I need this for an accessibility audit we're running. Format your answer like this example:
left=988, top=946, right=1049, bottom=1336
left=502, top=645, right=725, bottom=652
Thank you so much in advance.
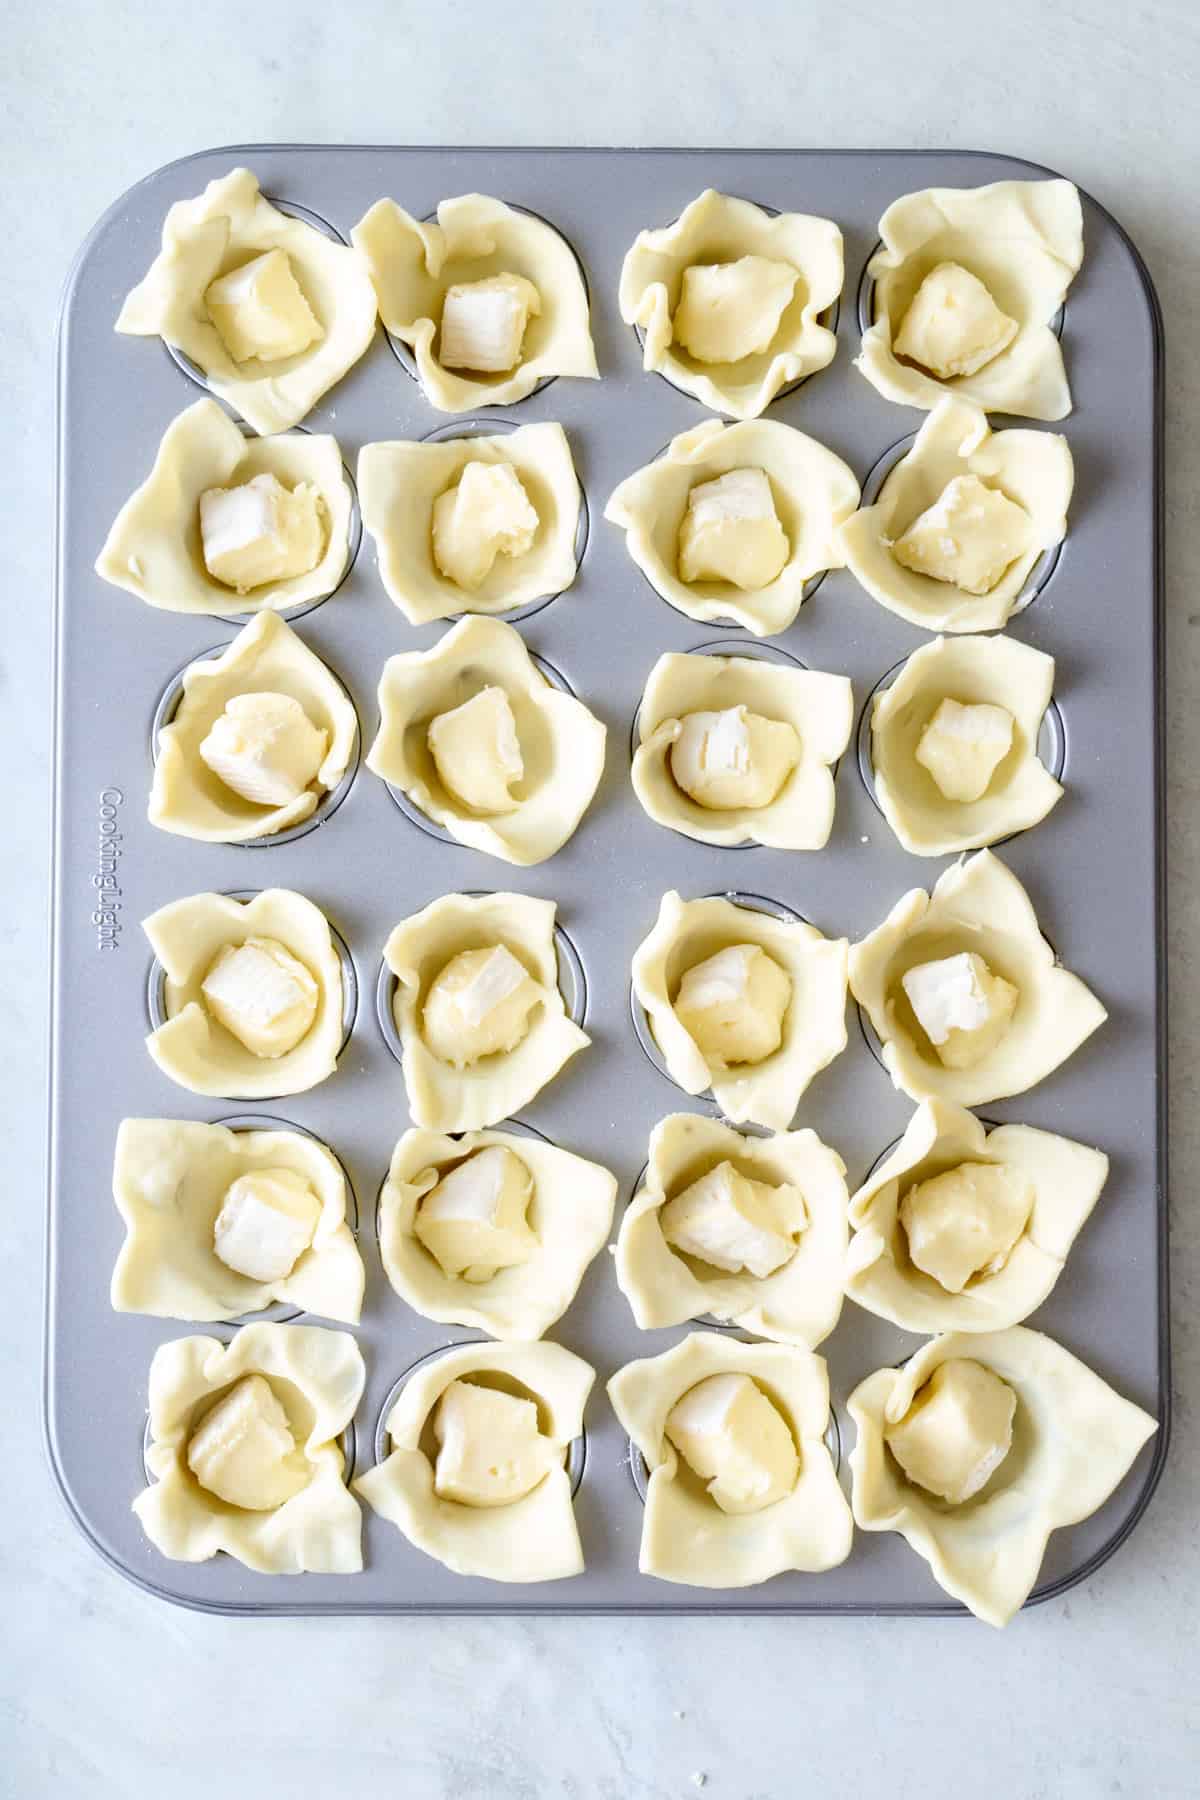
left=49, top=146, right=1165, bottom=1616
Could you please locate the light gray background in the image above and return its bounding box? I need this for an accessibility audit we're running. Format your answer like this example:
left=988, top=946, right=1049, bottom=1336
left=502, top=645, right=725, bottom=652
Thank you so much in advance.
left=4, top=1, right=1196, bottom=1794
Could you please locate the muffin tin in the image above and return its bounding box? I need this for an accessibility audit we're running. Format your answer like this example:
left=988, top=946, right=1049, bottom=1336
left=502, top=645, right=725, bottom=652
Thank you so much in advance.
left=48, top=146, right=1167, bottom=1614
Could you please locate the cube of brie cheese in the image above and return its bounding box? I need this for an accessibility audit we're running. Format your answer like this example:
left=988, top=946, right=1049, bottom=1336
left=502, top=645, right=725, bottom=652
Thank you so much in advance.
left=675, top=943, right=791, bottom=1067
left=884, top=1357, right=1016, bottom=1504
left=199, top=472, right=326, bottom=595
left=899, top=1161, right=1032, bottom=1294
left=427, top=686, right=524, bottom=816
left=204, top=249, right=324, bottom=365
left=893, top=262, right=1019, bottom=380
left=901, top=951, right=1018, bottom=1071
left=212, top=1167, right=322, bottom=1283
left=665, top=1372, right=798, bottom=1515
left=201, top=936, right=320, bottom=1059
left=891, top=474, right=1035, bottom=597
left=677, top=468, right=790, bottom=590
left=415, top=1146, right=537, bottom=1282
left=438, top=273, right=541, bottom=373
left=422, top=944, right=542, bottom=1067
left=914, top=697, right=1015, bottom=804
left=670, top=704, right=800, bottom=812
left=659, top=1160, right=805, bottom=1279
left=199, top=691, right=329, bottom=808
left=671, top=256, right=798, bottom=365
left=432, top=1378, right=559, bottom=1508
left=186, top=1373, right=310, bottom=1511
left=431, top=460, right=539, bottom=591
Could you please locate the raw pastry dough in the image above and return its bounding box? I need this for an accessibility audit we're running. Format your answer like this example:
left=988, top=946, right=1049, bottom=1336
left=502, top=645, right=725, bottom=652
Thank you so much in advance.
left=133, top=1322, right=365, bottom=1573
left=358, top=422, right=582, bottom=625
left=849, top=850, right=1106, bottom=1107
left=856, top=178, right=1083, bottom=420
left=96, top=399, right=353, bottom=617
left=839, top=397, right=1073, bottom=633
left=367, top=615, right=605, bottom=865
left=632, top=891, right=848, bottom=1130
left=846, top=1098, right=1107, bottom=1333
left=144, top=888, right=346, bottom=1099
left=384, top=892, right=589, bottom=1131
left=616, top=1112, right=847, bottom=1346
left=618, top=190, right=843, bottom=419
left=608, top=1332, right=852, bottom=1587
left=116, top=168, right=378, bottom=434
left=355, top=1340, right=593, bottom=1581
left=379, top=1127, right=616, bottom=1340
left=848, top=1327, right=1156, bottom=1627
left=150, top=611, right=357, bottom=843
left=112, top=1117, right=365, bottom=1324
left=606, top=418, right=859, bottom=637
left=352, top=193, right=597, bottom=411
left=633, top=649, right=853, bottom=850
left=870, top=634, right=1062, bottom=855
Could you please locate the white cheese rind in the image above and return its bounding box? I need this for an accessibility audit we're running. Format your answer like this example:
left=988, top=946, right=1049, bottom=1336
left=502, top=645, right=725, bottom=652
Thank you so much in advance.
left=669, top=704, right=800, bottom=811
left=677, top=467, right=790, bottom=589
left=204, top=249, right=324, bottom=366
left=664, top=1371, right=798, bottom=1514
left=438, top=273, right=541, bottom=374
left=675, top=943, right=791, bottom=1067
left=892, top=474, right=1035, bottom=597
left=914, top=696, right=1015, bottom=804
left=200, top=936, right=321, bottom=1059
left=899, top=1162, right=1033, bottom=1294
left=198, top=690, right=329, bottom=808
left=892, top=262, right=1019, bottom=380
left=671, top=257, right=798, bottom=365
left=901, top=951, right=1018, bottom=1070
left=432, top=1378, right=559, bottom=1507
left=185, top=1373, right=310, bottom=1511
left=884, top=1357, right=1016, bottom=1504
left=199, top=472, right=326, bottom=595
left=659, top=1160, right=804, bottom=1278
left=427, top=685, right=525, bottom=815
left=414, top=1146, right=537, bottom=1282
left=422, top=944, right=542, bottom=1067
left=212, top=1167, right=322, bottom=1283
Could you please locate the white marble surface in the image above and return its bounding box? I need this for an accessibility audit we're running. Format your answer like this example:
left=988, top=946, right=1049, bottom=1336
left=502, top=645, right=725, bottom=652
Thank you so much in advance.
left=4, top=1, right=1198, bottom=1792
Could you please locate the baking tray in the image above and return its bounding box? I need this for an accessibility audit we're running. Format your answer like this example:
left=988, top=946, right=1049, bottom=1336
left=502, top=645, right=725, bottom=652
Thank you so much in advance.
left=47, top=145, right=1168, bottom=1615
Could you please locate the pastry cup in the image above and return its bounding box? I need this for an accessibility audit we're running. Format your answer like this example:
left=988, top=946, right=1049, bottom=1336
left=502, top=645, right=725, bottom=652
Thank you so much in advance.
left=367, top=615, right=605, bottom=865
left=112, top=1116, right=364, bottom=1324
left=848, top=1327, right=1156, bottom=1627
left=379, top=1126, right=617, bottom=1341
left=358, top=421, right=582, bottom=625
left=96, top=399, right=354, bottom=617
left=608, top=1331, right=852, bottom=1588
left=356, top=1339, right=593, bottom=1581
left=144, top=888, right=346, bottom=1099
left=606, top=417, right=858, bottom=637
left=383, top=892, right=589, bottom=1132
left=352, top=194, right=597, bottom=412
left=855, top=177, right=1084, bottom=420
left=848, top=850, right=1107, bottom=1108
left=133, top=1322, right=365, bottom=1573
left=615, top=1112, right=847, bottom=1346
left=116, top=169, right=378, bottom=434
left=846, top=1098, right=1107, bottom=1334
left=150, top=611, right=358, bottom=843
left=618, top=190, right=843, bottom=419
left=839, top=397, right=1073, bottom=633
left=869, top=634, right=1062, bottom=856
left=632, top=891, right=848, bottom=1131
left=632, top=647, right=853, bottom=850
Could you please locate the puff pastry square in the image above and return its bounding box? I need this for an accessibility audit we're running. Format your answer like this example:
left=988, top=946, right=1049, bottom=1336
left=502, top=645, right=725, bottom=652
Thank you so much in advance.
left=133, top=1322, right=365, bottom=1573
left=117, top=169, right=377, bottom=434
left=856, top=178, right=1084, bottom=420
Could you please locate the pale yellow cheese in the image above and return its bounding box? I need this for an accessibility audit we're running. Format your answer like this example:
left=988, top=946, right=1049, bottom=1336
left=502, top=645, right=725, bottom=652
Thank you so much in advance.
left=677, top=468, right=790, bottom=589
left=204, top=248, right=324, bottom=365
left=892, top=474, right=1036, bottom=597
left=213, top=1167, right=322, bottom=1283
left=893, top=262, right=1018, bottom=380
left=884, top=1357, right=1016, bottom=1504
left=902, top=951, right=1018, bottom=1071
left=665, top=1371, right=798, bottom=1514
left=414, top=1146, right=537, bottom=1283
left=438, top=273, right=541, bottom=373
left=199, top=472, right=326, bottom=594
left=427, top=686, right=524, bottom=816
left=186, top=1373, right=310, bottom=1511
left=198, top=691, right=329, bottom=808
left=659, top=1160, right=805, bottom=1278
left=669, top=703, right=800, bottom=811
left=432, top=1378, right=559, bottom=1507
left=200, top=936, right=320, bottom=1059
left=671, top=256, right=798, bottom=364
left=422, top=944, right=542, bottom=1067
left=675, top=943, right=791, bottom=1066
left=431, top=460, right=539, bottom=591
left=899, top=1162, right=1033, bottom=1294
left=914, top=697, right=1015, bottom=804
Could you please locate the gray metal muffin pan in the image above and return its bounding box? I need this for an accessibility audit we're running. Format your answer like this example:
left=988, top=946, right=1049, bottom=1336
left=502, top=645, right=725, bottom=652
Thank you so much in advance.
left=48, top=146, right=1167, bottom=1615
